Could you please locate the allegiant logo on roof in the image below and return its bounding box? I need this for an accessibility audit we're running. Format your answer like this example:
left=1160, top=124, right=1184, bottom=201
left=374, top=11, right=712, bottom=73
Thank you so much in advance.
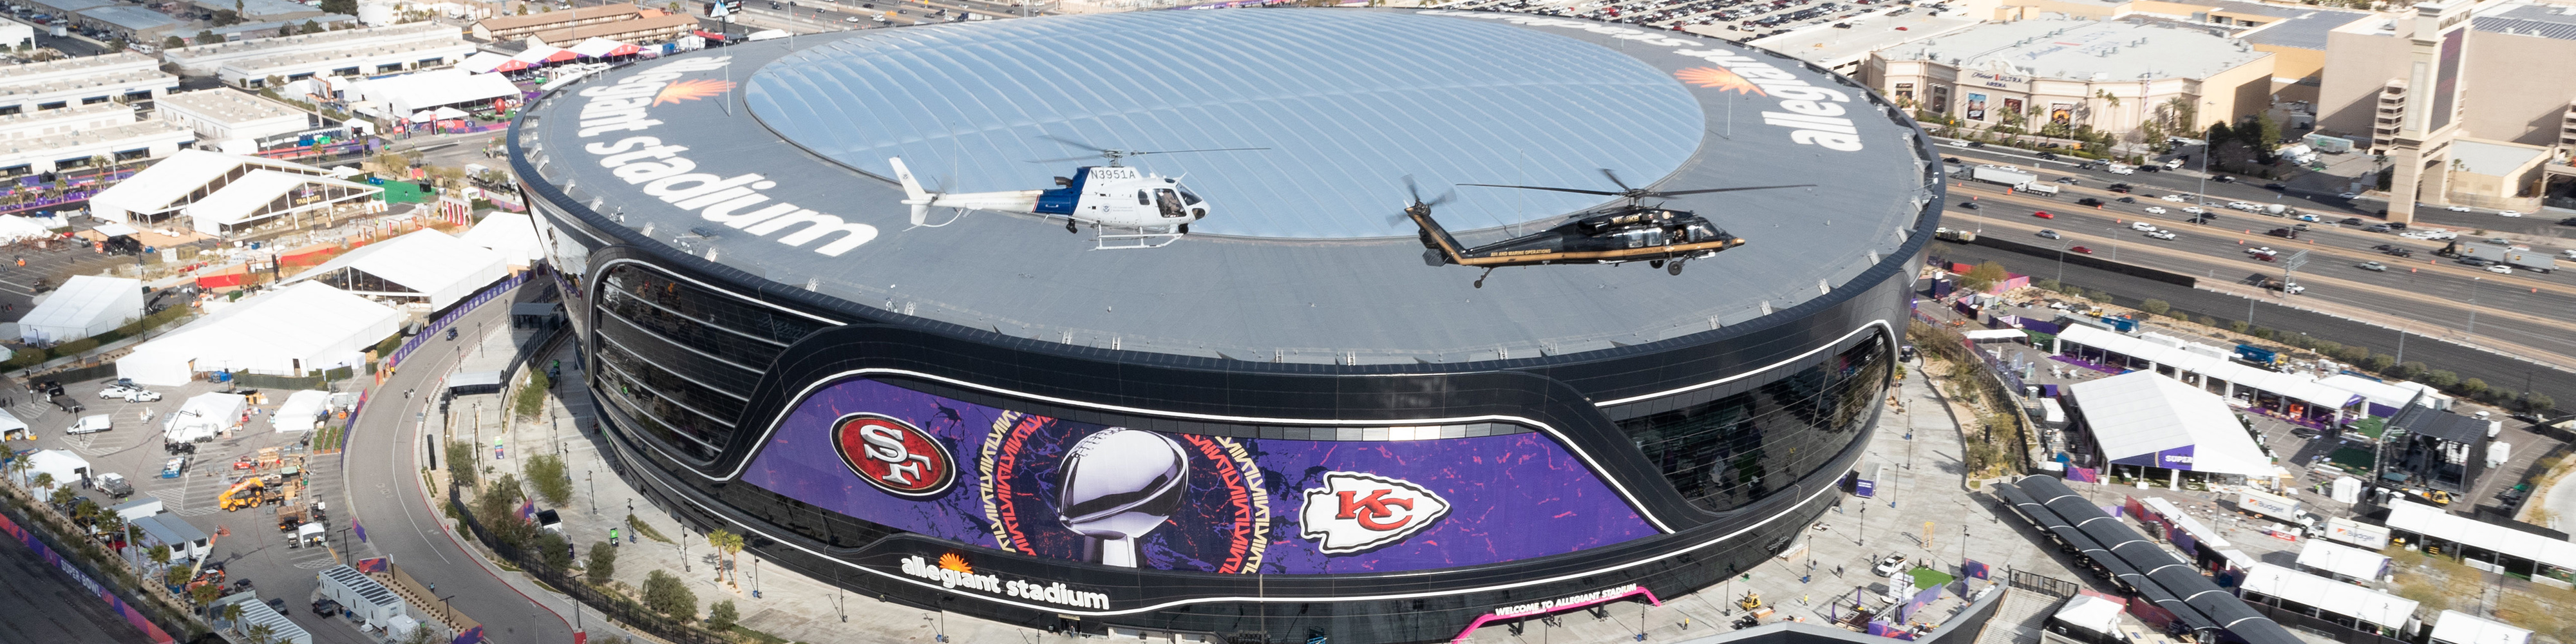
left=569, top=57, right=878, bottom=257
left=1418, top=10, right=1867, bottom=153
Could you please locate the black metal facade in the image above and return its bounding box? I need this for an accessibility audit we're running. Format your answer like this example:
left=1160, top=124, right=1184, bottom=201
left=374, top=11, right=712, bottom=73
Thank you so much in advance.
left=511, top=60, right=1944, bottom=644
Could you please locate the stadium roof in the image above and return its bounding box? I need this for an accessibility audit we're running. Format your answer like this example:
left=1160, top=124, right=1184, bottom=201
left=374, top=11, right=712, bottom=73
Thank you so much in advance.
left=520, top=8, right=1935, bottom=363
left=750, top=9, right=1704, bottom=239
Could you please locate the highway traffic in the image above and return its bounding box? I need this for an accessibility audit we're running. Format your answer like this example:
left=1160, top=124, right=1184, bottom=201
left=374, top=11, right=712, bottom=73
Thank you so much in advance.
left=1931, top=145, right=2576, bottom=372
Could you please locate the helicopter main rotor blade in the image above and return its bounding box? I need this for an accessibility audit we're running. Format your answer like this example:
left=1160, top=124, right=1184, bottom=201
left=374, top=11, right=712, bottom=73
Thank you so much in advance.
left=1645, top=184, right=1816, bottom=196
left=1037, top=134, right=1113, bottom=153
left=1024, top=155, right=1102, bottom=164
left=1598, top=168, right=1634, bottom=193
left=1130, top=147, right=1271, bottom=156
left=1456, top=183, right=1625, bottom=196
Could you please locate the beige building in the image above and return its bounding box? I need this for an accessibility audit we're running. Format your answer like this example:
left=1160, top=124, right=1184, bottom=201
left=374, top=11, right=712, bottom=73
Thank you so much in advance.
left=471, top=4, right=696, bottom=44
left=1870, top=18, right=2275, bottom=138
left=2315, top=1, right=2576, bottom=216
left=2319, top=1, right=2576, bottom=149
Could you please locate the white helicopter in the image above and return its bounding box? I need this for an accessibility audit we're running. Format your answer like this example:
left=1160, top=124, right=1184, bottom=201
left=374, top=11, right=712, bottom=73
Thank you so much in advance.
left=889, top=137, right=1262, bottom=249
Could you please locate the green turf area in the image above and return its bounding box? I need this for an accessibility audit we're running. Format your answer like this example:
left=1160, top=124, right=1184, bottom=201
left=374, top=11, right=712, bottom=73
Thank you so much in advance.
left=1909, top=567, right=1955, bottom=591
left=2351, top=417, right=2387, bottom=440
left=374, top=180, right=428, bottom=204
left=2328, top=446, right=2376, bottom=472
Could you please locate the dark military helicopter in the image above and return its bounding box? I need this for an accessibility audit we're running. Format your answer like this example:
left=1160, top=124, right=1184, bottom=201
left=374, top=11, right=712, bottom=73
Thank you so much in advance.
left=1401, top=171, right=1810, bottom=287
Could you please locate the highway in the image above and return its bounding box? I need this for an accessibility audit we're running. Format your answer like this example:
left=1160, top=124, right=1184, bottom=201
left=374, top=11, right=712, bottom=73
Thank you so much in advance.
left=0, top=526, right=149, bottom=644
left=1931, top=153, right=2576, bottom=374
left=1924, top=239, right=2576, bottom=407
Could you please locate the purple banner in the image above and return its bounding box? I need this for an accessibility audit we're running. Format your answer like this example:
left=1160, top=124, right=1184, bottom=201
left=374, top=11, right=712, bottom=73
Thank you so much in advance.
left=742, top=378, right=1656, bottom=574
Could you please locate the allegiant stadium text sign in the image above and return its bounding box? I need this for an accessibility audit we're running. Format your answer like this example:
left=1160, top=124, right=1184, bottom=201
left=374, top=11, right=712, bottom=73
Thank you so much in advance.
left=568, top=56, right=880, bottom=257
left=1417, top=10, right=1871, bottom=153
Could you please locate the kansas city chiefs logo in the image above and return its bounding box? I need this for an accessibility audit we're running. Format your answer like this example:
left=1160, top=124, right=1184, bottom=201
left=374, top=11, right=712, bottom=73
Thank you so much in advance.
left=1299, top=471, right=1450, bottom=554
left=833, top=413, right=955, bottom=499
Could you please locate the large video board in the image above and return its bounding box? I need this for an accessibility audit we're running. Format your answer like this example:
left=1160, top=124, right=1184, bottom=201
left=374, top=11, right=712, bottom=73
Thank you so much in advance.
left=739, top=377, right=1659, bottom=575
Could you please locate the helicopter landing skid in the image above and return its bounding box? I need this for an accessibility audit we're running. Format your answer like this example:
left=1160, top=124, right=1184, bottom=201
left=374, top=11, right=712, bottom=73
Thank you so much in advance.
left=1472, top=266, right=1496, bottom=289
left=1092, top=224, right=1186, bottom=250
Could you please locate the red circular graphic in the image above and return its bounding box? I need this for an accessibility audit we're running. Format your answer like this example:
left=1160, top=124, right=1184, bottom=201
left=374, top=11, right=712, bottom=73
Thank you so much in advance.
left=835, top=414, right=955, bottom=498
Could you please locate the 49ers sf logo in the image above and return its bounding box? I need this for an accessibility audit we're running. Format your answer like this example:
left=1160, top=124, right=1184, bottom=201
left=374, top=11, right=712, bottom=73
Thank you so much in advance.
left=1298, top=471, right=1450, bottom=554
left=834, top=413, right=956, bottom=499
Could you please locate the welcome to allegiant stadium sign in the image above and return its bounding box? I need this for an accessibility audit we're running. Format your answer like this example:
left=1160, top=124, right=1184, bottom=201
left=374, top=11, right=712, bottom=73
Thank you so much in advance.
left=567, top=56, right=880, bottom=257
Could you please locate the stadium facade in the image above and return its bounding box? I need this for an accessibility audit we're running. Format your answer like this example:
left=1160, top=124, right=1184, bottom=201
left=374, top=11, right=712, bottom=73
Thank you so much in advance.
left=511, top=8, right=1944, bottom=643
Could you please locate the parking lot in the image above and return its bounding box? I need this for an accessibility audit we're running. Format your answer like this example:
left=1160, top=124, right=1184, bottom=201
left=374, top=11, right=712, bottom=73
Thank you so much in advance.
left=7, top=373, right=371, bottom=644
left=1445, top=0, right=1953, bottom=40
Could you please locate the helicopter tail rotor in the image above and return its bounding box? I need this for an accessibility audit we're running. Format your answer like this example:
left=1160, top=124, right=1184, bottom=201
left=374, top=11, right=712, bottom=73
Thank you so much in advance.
left=888, top=156, right=935, bottom=226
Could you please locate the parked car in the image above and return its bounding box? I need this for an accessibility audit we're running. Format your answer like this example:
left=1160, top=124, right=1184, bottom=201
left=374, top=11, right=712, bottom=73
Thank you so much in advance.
left=2447, top=205, right=2473, bottom=212
left=2498, top=210, right=2525, bottom=217
left=1873, top=554, right=1909, bottom=576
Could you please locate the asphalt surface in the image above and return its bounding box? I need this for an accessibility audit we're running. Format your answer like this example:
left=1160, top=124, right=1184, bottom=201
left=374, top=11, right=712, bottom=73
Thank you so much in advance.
left=1925, top=240, right=2576, bottom=407
left=339, top=285, right=574, bottom=644
left=0, top=522, right=151, bottom=644
left=1933, top=153, right=2576, bottom=370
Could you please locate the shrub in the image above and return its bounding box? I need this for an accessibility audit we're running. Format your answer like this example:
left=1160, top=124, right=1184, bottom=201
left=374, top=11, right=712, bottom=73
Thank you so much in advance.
left=2196, top=315, right=2217, bottom=327
left=2458, top=378, right=2488, bottom=397
left=707, top=600, right=740, bottom=632
left=2526, top=392, right=2557, bottom=413
left=2365, top=354, right=2397, bottom=373
left=643, top=570, right=696, bottom=620
left=2397, top=361, right=2429, bottom=379
left=585, top=541, right=616, bottom=584
left=2032, top=278, right=2062, bottom=292
left=514, top=369, right=549, bottom=418
left=446, top=440, right=479, bottom=488
left=536, top=531, right=573, bottom=570
left=1957, top=261, right=2011, bottom=293
left=2249, top=327, right=2275, bottom=340
left=526, top=454, right=573, bottom=507
left=2425, top=370, right=2459, bottom=388
left=2139, top=299, right=2170, bottom=317
left=2314, top=340, right=2341, bottom=356
left=2228, top=321, right=2250, bottom=334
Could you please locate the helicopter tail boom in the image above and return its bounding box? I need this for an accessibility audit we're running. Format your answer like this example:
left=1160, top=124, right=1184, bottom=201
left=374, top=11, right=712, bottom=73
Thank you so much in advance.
left=1405, top=203, right=1471, bottom=265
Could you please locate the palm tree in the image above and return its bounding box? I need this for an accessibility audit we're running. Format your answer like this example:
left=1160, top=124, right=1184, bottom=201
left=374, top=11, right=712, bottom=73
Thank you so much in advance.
left=32, top=471, right=53, bottom=491
left=707, top=529, right=743, bottom=585
left=242, top=623, right=276, bottom=644
left=220, top=602, right=244, bottom=628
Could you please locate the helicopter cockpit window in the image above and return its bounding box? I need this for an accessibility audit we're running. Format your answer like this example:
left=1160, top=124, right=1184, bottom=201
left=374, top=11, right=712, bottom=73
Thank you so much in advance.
left=1177, top=186, right=1202, bottom=205
left=1153, top=189, right=1186, bottom=218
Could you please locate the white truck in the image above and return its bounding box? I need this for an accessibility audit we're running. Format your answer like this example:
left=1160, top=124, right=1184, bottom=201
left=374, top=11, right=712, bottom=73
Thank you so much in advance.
left=1970, top=166, right=2037, bottom=191
left=2277, top=144, right=2318, bottom=166
left=2455, top=243, right=2559, bottom=273
left=2237, top=489, right=2306, bottom=526
left=2022, top=184, right=2062, bottom=196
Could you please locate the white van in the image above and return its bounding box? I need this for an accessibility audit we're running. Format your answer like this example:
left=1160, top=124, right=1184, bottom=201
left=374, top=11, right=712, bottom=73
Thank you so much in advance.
left=2130, top=221, right=2157, bottom=231
left=68, top=414, right=111, bottom=435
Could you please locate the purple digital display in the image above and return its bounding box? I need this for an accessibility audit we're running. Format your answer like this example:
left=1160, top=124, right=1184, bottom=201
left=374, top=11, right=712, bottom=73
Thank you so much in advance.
left=741, top=377, right=1658, bottom=574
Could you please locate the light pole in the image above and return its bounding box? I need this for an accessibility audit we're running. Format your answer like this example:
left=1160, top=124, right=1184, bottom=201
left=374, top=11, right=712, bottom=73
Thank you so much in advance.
left=586, top=471, right=594, bottom=515
left=2100, top=227, right=2121, bottom=263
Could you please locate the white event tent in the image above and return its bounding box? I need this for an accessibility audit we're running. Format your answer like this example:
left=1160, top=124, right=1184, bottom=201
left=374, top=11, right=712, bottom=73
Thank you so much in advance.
left=2065, top=370, right=2275, bottom=478
left=17, top=274, right=144, bottom=344
left=281, top=229, right=507, bottom=310
left=117, top=282, right=402, bottom=386
left=453, top=211, right=542, bottom=268
left=349, top=68, right=520, bottom=116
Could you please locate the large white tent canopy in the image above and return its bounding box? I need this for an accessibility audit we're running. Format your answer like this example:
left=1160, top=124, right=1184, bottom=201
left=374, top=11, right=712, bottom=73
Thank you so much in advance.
left=453, top=211, right=542, bottom=267
left=180, top=169, right=384, bottom=236
left=2240, top=564, right=2417, bottom=630
left=2066, top=370, right=2274, bottom=477
left=282, top=229, right=507, bottom=310
left=90, top=150, right=334, bottom=224
left=17, top=274, right=143, bottom=344
left=117, top=283, right=402, bottom=387
left=349, top=68, right=520, bottom=115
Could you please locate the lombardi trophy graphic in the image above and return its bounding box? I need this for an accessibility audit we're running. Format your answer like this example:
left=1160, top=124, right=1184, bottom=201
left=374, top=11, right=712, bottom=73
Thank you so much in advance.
left=1054, top=428, right=1189, bottom=567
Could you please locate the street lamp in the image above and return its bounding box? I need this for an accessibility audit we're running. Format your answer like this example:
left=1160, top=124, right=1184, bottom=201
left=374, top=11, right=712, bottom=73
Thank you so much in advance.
left=2465, top=276, right=2482, bottom=346
left=2100, top=227, right=2121, bottom=263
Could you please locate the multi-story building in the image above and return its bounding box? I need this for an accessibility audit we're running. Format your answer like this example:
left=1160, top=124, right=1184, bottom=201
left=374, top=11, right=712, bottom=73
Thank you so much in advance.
left=0, top=102, right=191, bottom=176
left=213, top=37, right=477, bottom=89
left=1870, top=17, right=2275, bottom=138
left=2318, top=0, right=2576, bottom=214
left=164, top=21, right=466, bottom=75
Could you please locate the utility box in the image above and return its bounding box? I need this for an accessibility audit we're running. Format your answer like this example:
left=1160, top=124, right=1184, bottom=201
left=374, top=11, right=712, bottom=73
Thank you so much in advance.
left=317, top=565, right=406, bottom=630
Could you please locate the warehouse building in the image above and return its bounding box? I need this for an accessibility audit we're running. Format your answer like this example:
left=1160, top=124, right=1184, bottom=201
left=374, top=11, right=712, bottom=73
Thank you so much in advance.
left=164, top=21, right=466, bottom=75
left=154, top=89, right=315, bottom=154
left=0, top=52, right=180, bottom=114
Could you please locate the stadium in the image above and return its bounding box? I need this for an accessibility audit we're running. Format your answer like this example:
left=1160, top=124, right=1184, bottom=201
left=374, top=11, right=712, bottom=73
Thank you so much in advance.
left=511, top=8, right=1942, bottom=643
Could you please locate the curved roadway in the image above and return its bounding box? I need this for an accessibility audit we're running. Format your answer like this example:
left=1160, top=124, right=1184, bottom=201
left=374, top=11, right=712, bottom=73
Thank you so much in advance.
left=339, top=289, right=578, bottom=644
